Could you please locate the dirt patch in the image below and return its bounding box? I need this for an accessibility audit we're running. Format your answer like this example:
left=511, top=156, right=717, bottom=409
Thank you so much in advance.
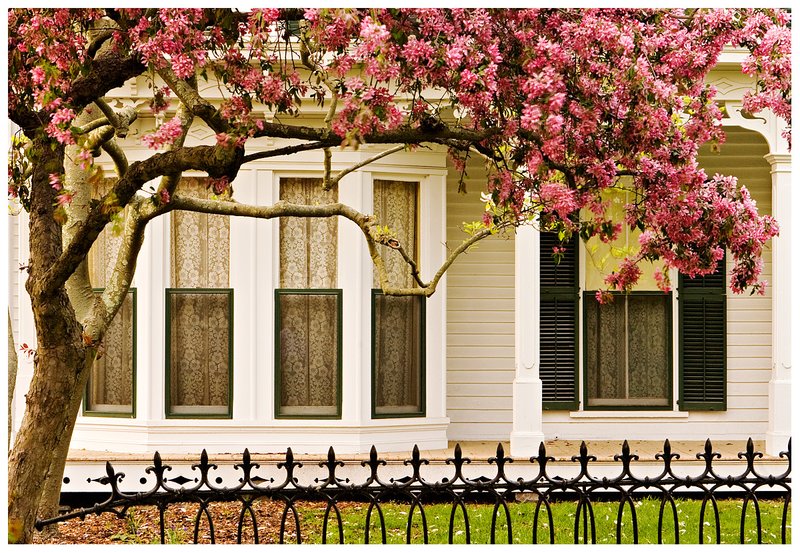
left=32, top=500, right=354, bottom=544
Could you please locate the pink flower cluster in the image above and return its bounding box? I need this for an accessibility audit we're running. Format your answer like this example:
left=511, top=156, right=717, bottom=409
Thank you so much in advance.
left=141, top=117, right=184, bottom=150
left=130, top=9, right=211, bottom=79
left=332, top=87, right=404, bottom=141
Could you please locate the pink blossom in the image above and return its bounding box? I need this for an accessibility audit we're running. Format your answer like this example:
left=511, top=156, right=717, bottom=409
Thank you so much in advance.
left=30, top=66, right=45, bottom=85
left=55, top=190, right=74, bottom=206
left=141, top=117, right=184, bottom=149
left=77, top=148, right=93, bottom=170
left=605, top=258, right=643, bottom=292
left=49, top=173, right=62, bottom=191
left=536, top=182, right=578, bottom=220
left=208, top=176, right=230, bottom=196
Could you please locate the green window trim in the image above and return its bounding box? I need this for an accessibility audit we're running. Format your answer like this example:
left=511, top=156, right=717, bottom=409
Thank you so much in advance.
left=540, top=232, right=579, bottom=410
left=274, top=288, right=343, bottom=420
left=83, top=288, right=137, bottom=418
left=678, top=257, right=727, bottom=411
left=371, top=289, right=426, bottom=419
left=582, top=291, right=674, bottom=411
left=165, top=288, right=234, bottom=419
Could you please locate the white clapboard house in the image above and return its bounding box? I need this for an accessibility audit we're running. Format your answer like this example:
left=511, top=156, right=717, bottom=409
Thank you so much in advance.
left=8, top=46, right=792, bottom=467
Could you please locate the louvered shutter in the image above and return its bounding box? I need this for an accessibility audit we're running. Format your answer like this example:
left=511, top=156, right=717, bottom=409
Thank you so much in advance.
left=678, top=257, right=727, bottom=410
left=539, top=232, right=579, bottom=409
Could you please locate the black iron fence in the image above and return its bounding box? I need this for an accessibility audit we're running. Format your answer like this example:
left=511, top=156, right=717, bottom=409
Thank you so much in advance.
left=37, top=438, right=790, bottom=544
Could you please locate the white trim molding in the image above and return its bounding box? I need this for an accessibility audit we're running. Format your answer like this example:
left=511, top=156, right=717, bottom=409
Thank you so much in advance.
left=765, top=153, right=792, bottom=456
left=511, top=224, right=545, bottom=456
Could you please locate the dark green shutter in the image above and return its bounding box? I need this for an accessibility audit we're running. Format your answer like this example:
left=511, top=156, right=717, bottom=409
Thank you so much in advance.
left=540, top=232, right=579, bottom=409
left=678, top=257, right=727, bottom=410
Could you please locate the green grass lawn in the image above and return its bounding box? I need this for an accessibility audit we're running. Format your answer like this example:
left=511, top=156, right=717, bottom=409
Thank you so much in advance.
left=285, top=497, right=789, bottom=544
left=56, top=496, right=789, bottom=545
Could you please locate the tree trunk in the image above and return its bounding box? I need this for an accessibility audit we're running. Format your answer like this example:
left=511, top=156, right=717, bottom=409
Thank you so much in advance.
left=8, top=310, right=18, bottom=449
left=6, top=136, right=89, bottom=544
left=35, top=354, right=95, bottom=535
left=7, top=291, right=87, bottom=543
left=35, top=108, right=102, bottom=533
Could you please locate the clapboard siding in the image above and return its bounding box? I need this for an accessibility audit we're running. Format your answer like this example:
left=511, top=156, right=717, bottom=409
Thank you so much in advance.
left=449, top=334, right=514, bottom=347
left=448, top=370, right=515, bottom=384
left=445, top=155, right=515, bottom=440
left=444, top=125, right=774, bottom=443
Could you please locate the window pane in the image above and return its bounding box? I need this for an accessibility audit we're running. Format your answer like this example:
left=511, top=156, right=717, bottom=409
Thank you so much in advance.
left=586, top=297, right=626, bottom=404
left=373, top=180, right=417, bottom=288
left=171, top=178, right=230, bottom=289
left=586, top=294, right=670, bottom=407
left=628, top=295, right=670, bottom=402
left=583, top=187, right=665, bottom=291
left=279, top=178, right=337, bottom=288
left=374, top=294, right=423, bottom=415
left=168, top=291, right=231, bottom=416
left=277, top=292, right=339, bottom=416
left=86, top=291, right=135, bottom=414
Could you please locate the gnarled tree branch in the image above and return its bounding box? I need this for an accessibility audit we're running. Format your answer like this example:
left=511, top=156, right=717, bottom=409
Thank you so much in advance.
left=164, top=195, right=505, bottom=298
left=157, top=67, right=228, bottom=134
left=323, top=144, right=407, bottom=191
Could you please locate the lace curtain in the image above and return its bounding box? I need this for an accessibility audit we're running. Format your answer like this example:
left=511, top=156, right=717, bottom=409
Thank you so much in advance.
left=278, top=178, right=339, bottom=416
left=585, top=295, right=669, bottom=407
left=169, top=178, right=231, bottom=415
left=373, top=180, right=422, bottom=414
left=171, top=178, right=230, bottom=288
left=86, top=180, right=134, bottom=413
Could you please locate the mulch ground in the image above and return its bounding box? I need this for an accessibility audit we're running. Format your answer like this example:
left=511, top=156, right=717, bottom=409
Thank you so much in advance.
left=32, top=500, right=349, bottom=544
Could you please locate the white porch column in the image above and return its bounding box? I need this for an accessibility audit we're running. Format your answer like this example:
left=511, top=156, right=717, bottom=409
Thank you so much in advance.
left=510, top=224, right=545, bottom=457
left=765, top=153, right=792, bottom=456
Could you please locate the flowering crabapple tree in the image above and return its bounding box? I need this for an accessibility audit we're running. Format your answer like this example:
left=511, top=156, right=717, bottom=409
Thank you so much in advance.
left=7, top=8, right=790, bottom=542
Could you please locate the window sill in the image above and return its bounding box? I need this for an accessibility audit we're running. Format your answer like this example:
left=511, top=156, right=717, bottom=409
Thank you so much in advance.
left=569, top=410, right=689, bottom=419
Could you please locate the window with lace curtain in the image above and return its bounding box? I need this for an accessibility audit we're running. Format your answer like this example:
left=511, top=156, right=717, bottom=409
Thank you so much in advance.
left=275, top=178, right=341, bottom=418
left=584, top=292, right=671, bottom=408
left=85, top=180, right=136, bottom=416
left=166, top=178, right=232, bottom=418
left=583, top=187, right=671, bottom=409
left=372, top=180, right=425, bottom=417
